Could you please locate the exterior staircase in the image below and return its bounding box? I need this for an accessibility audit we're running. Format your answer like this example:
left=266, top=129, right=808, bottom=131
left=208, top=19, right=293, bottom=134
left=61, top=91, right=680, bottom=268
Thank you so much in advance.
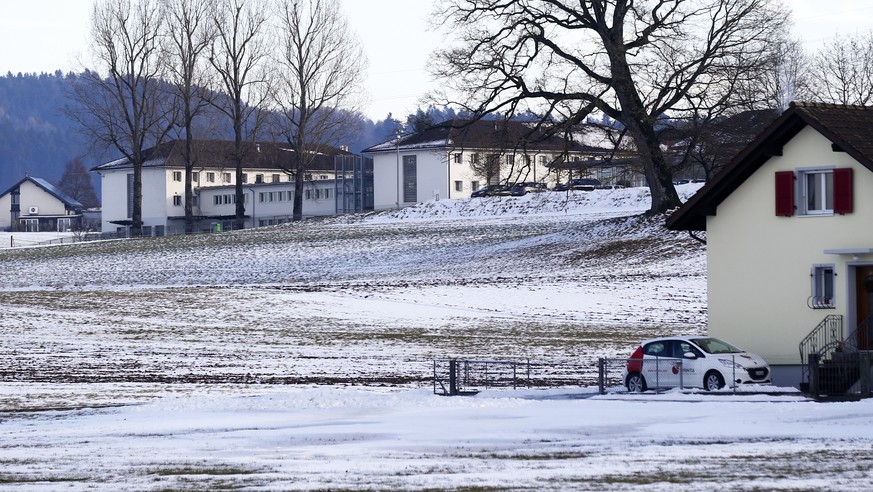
left=800, top=315, right=872, bottom=399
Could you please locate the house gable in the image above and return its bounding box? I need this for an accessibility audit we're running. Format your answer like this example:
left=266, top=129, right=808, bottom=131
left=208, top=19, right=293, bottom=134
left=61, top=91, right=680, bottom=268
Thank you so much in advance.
left=667, top=102, right=873, bottom=231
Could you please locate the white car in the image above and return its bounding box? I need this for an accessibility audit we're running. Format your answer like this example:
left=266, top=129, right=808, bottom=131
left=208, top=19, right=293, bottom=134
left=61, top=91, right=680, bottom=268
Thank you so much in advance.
left=623, top=336, right=771, bottom=392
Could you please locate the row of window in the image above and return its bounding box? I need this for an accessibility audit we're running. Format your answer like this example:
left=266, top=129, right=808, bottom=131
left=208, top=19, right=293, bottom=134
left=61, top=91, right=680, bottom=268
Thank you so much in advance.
left=452, top=153, right=560, bottom=166
left=173, top=190, right=332, bottom=207
left=454, top=180, right=482, bottom=192
left=172, top=171, right=331, bottom=184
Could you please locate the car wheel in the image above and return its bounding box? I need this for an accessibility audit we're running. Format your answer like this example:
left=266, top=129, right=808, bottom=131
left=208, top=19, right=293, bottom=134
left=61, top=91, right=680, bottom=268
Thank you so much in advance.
left=626, top=372, right=647, bottom=393
left=703, top=370, right=725, bottom=391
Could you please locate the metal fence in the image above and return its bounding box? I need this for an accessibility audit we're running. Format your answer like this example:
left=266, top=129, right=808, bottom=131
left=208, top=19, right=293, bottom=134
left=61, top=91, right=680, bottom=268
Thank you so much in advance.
left=433, top=359, right=531, bottom=395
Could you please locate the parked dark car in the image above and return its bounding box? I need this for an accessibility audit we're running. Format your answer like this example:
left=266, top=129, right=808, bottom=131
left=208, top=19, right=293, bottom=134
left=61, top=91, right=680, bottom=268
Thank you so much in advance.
left=553, top=182, right=569, bottom=192
left=471, top=184, right=511, bottom=197
left=568, top=178, right=602, bottom=191
left=509, top=182, right=548, bottom=196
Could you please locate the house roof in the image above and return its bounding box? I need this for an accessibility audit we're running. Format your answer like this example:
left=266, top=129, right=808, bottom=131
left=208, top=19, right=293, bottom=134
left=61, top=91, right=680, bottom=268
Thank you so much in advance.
left=362, top=118, right=610, bottom=154
left=92, top=140, right=356, bottom=173
left=666, top=102, right=873, bottom=231
left=0, top=176, right=84, bottom=210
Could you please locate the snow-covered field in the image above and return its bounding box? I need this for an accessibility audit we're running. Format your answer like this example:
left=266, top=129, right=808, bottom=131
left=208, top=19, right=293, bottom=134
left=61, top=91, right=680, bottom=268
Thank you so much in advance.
left=2, top=185, right=873, bottom=490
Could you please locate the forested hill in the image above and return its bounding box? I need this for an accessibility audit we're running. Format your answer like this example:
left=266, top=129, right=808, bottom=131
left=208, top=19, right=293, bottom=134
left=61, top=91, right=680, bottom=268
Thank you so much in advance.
left=0, top=72, right=432, bottom=198
left=0, top=71, right=94, bottom=193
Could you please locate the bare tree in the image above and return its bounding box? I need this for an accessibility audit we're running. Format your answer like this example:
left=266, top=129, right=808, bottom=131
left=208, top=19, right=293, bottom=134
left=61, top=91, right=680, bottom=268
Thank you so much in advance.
left=808, top=31, right=873, bottom=105
left=69, top=0, right=175, bottom=235
left=431, top=0, right=790, bottom=213
left=162, top=0, right=218, bottom=234
left=271, top=0, right=366, bottom=221
left=57, top=157, right=100, bottom=209
left=209, top=0, right=271, bottom=230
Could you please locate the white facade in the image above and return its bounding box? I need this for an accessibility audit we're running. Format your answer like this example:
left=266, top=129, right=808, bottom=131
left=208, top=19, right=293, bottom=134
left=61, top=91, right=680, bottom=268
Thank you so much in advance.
left=706, top=126, right=873, bottom=369
left=98, top=163, right=348, bottom=234
left=369, top=147, right=564, bottom=211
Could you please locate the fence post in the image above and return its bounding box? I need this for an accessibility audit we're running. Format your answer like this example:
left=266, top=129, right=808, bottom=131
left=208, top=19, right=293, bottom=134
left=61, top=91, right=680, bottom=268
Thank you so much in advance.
left=808, top=353, right=820, bottom=399
left=598, top=358, right=605, bottom=395
left=449, top=359, right=458, bottom=396
left=860, top=354, right=871, bottom=398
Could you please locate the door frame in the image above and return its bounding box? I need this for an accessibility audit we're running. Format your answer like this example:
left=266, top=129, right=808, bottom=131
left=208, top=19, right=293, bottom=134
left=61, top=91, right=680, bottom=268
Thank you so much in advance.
left=848, top=263, right=873, bottom=350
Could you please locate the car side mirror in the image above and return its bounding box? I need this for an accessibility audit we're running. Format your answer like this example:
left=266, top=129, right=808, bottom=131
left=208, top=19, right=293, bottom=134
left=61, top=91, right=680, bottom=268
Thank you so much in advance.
left=683, top=352, right=698, bottom=359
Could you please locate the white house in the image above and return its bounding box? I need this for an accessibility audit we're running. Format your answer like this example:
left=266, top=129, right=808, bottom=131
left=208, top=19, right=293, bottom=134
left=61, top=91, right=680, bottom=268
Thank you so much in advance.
left=362, top=119, right=630, bottom=211
left=0, top=175, right=84, bottom=232
left=92, top=140, right=372, bottom=235
left=667, top=102, right=873, bottom=391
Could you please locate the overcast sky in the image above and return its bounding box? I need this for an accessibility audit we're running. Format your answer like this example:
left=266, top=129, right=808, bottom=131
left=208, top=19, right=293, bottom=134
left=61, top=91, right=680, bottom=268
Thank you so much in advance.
left=0, top=0, right=872, bottom=121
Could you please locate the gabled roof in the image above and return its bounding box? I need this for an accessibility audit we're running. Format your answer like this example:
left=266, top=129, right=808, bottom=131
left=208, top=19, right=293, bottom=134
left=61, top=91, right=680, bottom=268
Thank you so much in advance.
left=92, top=140, right=356, bottom=173
left=666, top=102, right=873, bottom=231
left=0, top=176, right=84, bottom=210
left=362, top=118, right=609, bottom=154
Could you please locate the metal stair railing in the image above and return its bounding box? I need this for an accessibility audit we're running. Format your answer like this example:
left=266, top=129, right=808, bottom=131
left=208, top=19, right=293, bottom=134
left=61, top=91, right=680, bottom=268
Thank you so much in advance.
left=799, top=315, right=843, bottom=385
left=842, top=315, right=872, bottom=353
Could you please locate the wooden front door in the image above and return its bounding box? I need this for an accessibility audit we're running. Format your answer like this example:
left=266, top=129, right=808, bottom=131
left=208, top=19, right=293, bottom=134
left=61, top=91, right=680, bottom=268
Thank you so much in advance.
left=855, top=266, right=873, bottom=350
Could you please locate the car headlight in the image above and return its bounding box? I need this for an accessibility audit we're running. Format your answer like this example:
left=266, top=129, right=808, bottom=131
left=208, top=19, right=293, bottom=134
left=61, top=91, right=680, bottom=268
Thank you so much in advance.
left=718, top=358, right=744, bottom=369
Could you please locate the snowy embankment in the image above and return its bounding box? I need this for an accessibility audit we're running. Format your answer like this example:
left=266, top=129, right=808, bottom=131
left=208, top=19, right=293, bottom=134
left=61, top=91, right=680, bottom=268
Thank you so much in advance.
left=0, top=186, right=708, bottom=387
left=13, top=186, right=872, bottom=489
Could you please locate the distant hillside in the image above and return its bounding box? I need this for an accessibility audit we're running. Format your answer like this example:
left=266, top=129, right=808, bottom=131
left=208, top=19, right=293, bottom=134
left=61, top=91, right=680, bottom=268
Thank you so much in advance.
left=0, top=72, right=415, bottom=198
left=0, top=71, right=96, bottom=193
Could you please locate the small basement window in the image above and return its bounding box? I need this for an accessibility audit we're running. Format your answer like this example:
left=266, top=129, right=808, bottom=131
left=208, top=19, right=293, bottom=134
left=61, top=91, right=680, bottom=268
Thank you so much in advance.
left=810, top=264, right=835, bottom=309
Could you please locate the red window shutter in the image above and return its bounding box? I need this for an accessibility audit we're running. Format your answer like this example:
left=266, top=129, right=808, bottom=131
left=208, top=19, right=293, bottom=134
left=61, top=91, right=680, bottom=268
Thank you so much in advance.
left=775, top=171, right=795, bottom=216
left=834, top=167, right=853, bottom=214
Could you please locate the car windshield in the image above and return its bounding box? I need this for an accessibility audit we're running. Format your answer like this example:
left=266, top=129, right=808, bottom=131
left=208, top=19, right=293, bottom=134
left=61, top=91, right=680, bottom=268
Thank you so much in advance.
left=690, top=337, right=743, bottom=354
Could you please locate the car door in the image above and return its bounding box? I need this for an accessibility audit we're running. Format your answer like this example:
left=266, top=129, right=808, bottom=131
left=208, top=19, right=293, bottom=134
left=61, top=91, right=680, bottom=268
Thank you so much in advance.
left=673, top=340, right=704, bottom=388
left=640, top=340, right=680, bottom=389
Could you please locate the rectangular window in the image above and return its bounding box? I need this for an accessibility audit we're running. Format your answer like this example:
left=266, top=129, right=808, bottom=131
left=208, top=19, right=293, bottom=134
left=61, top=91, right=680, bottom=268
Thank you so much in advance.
left=316, top=188, right=322, bottom=199
left=207, top=172, right=215, bottom=183
left=799, top=169, right=833, bottom=215
left=455, top=180, right=463, bottom=192
left=471, top=181, right=480, bottom=191
left=173, top=195, right=182, bottom=206
left=454, top=153, right=463, bottom=163
left=272, top=174, right=281, bottom=183
left=172, top=171, right=182, bottom=182
left=259, top=192, right=266, bottom=202
left=255, top=174, right=264, bottom=183
left=127, top=173, right=134, bottom=218
left=325, top=189, right=331, bottom=199
left=811, top=265, right=835, bottom=308
left=506, top=155, right=515, bottom=166
left=471, top=153, right=479, bottom=164
left=192, top=172, right=199, bottom=182
left=192, top=195, right=199, bottom=206
left=214, top=195, right=221, bottom=205
left=223, top=172, right=231, bottom=183
left=304, top=189, right=311, bottom=200
left=403, top=155, right=417, bottom=203
left=242, top=173, right=248, bottom=184
left=57, top=217, right=71, bottom=232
